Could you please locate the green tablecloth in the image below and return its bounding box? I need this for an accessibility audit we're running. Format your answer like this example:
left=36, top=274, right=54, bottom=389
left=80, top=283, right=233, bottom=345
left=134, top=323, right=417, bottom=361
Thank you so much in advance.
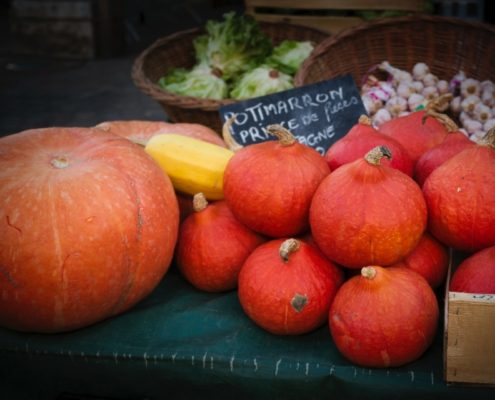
left=0, top=267, right=493, bottom=400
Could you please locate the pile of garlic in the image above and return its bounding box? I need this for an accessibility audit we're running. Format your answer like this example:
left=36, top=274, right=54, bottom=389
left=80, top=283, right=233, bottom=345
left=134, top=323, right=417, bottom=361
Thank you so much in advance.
left=361, top=61, right=495, bottom=142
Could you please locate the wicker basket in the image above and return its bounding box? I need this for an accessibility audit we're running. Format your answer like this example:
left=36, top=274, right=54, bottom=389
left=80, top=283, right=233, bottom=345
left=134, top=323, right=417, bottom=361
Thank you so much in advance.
left=295, top=15, right=495, bottom=89
left=132, top=22, right=329, bottom=133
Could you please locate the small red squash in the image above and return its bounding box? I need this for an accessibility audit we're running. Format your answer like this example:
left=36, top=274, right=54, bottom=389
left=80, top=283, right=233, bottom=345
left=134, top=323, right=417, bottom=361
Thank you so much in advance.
left=0, top=127, right=179, bottom=333
left=238, top=238, right=343, bottom=335
left=325, top=115, right=413, bottom=176
left=223, top=125, right=330, bottom=237
left=423, top=129, right=495, bottom=252
left=450, top=246, right=495, bottom=294
left=390, top=232, right=449, bottom=289
left=378, top=109, right=448, bottom=165
left=329, top=266, right=439, bottom=368
left=176, top=193, right=265, bottom=292
left=310, top=146, right=427, bottom=268
left=414, top=129, right=474, bottom=187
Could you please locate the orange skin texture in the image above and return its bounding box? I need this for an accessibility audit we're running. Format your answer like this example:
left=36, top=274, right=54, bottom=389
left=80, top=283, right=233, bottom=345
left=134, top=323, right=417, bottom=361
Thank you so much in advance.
left=422, top=144, right=495, bottom=252
left=414, top=132, right=474, bottom=187
left=310, top=157, right=427, bottom=268
left=325, top=121, right=414, bottom=176
left=329, top=266, right=439, bottom=368
left=223, top=140, right=330, bottom=237
left=177, top=200, right=265, bottom=292
left=450, top=245, right=495, bottom=294
left=0, top=127, right=179, bottom=333
left=94, top=120, right=226, bottom=148
left=391, top=232, right=449, bottom=289
left=238, top=239, right=344, bottom=335
left=378, top=111, right=448, bottom=165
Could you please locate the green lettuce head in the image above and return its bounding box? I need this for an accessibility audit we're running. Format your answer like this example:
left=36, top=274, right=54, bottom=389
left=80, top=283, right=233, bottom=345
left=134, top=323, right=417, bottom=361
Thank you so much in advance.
left=230, top=66, right=293, bottom=100
left=267, top=40, right=314, bottom=75
left=193, top=12, right=273, bottom=81
left=158, top=63, right=228, bottom=100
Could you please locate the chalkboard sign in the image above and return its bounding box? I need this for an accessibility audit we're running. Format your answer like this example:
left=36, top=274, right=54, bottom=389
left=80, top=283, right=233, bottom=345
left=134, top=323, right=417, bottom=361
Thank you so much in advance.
left=219, top=74, right=367, bottom=155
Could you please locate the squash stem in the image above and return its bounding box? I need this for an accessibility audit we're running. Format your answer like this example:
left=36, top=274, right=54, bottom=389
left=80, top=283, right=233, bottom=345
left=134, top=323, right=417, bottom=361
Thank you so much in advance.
left=279, top=239, right=300, bottom=263
left=222, top=115, right=244, bottom=152
left=364, top=146, right=392, bottom=165
left=193, top=193, right=208, bottom=212
left=266, top=125, right=297, bottom=146
left=361, top=266, right=377, bottom=280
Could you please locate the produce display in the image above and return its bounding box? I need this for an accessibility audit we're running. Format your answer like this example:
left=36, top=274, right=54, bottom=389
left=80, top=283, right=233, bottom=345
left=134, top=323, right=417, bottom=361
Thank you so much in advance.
left=158, top=12, right=314, bottom=100
left=2, top=21, right=494, bottom=387
left=361, top=61, right=495, bottom=142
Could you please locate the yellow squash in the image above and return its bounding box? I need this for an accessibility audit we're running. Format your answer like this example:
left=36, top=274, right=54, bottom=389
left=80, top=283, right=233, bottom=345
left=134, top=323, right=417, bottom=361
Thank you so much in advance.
left=145, top=134, right=234, bottom=200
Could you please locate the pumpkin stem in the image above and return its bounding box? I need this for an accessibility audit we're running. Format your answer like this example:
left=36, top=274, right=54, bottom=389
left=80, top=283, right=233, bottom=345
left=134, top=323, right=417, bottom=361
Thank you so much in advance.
left=361, top=266, right=377, bottom=280
left=364, top=146, right=392, bottom=165
left=222, top=114, right=244, bottom=152
left=192, top=193, right=208, bottom=212
left=422, top=109, right=458, bottom=132
left=479, top=127, right=495, bottom=149
left=358, top=114, right=373, bottom=126
left=427, top=93, right=453, bottom=113
left=279, top=239, right=300, bottom=263
left=51, top=156, right=70, bottom=169
left=266, top=125, right=297, bottom=146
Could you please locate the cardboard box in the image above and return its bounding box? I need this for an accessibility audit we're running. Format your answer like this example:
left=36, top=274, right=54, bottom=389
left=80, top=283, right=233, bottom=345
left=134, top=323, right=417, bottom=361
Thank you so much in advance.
left=444, top=250, right=495, bottom=385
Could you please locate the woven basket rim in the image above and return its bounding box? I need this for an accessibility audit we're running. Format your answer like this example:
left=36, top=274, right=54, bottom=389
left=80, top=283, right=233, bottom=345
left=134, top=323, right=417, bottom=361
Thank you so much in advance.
left=295, top=14, right=495, bottom=86
left=131, top=21, right=329, bottom=112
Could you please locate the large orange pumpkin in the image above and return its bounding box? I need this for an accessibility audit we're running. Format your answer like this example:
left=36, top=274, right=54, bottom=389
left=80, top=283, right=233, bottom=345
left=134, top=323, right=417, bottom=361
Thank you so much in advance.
left=0, top=127, right=179, bottom=333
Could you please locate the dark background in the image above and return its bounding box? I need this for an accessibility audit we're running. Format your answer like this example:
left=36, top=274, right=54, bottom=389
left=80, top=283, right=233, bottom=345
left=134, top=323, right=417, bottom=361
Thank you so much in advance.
left=0, top=0, right=493, bottom=138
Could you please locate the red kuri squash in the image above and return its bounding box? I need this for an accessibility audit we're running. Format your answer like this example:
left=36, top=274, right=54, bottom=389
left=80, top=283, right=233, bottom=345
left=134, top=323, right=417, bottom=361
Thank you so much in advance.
left=177, top=193, right=265, bottom=292
left=329, top=266, right=439, bottom=367
left=223, top=125, right=330, bottom=237
left=325, top=115, right=413, bottom=176
left=423, top=129, right=495, bottom=252
left=450, top=246, right=495, bottom=294
left=390, top=232, right=449, bottom=289
left=238, top=238, right=343, bottom=335
left=310, top=146, right=427, bottom=268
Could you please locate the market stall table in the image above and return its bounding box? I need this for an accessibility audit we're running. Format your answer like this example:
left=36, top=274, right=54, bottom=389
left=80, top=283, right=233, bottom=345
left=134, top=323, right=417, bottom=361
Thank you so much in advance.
left=0, top=267, right=493, bottom=400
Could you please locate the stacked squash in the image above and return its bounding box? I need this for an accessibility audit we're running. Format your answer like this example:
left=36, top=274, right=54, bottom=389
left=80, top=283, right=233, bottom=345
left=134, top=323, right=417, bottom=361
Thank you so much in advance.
left=1, top=111, right=493, bottom=370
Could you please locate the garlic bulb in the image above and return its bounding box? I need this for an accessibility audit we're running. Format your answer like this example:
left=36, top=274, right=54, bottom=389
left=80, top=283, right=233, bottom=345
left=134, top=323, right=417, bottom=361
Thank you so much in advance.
left=437, top=80, right=449, bottom=95
left=480, top=80, right=495, bottom=92
left=398, top=111, right=410, bottom=117
left=473, top=103, right=492, bottom=123
left=397, top=82, right=415, bottom=99
left=408, top=93, right=425, bottom=111
left=379, top=61, right=413, bottom=83
left=459, top=111, right=470, bottom=124
left=484, top=118, right=495, bottom=132
left=422, top=73, right=438, bottom=87
left=422, top=86, right=439, bottom=101
left=463, top=119, right=483, bottom=135
left=412, top=63, right=429, bottom=80
left=460, top=78, right=481, bottom=98
left=361, top=94, right=382, bottom=115
left=371, top=108, right=392, bottom=127
left=411, top=80, right=424, bottom=93
left=385, top=96, right=408, bottom=117
left=461, top=95, right=481, bottom=114
left=481, top=88, right=495, bottom=107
